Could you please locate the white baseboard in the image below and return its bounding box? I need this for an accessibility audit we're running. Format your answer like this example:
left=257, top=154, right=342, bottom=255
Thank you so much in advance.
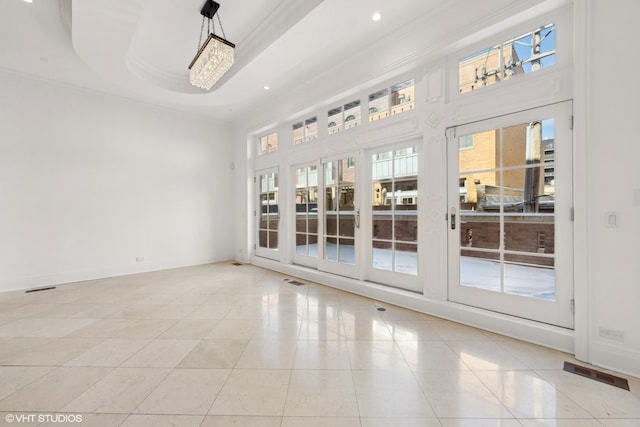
left=589, top=341, right=640, bottom=379
left=0, top=255, right=231, bottom=293
left=251, top=256, right=575, bottom=354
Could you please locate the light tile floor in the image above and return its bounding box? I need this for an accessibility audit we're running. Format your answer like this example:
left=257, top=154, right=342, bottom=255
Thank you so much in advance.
left=0, top=263, right=639, bottom=427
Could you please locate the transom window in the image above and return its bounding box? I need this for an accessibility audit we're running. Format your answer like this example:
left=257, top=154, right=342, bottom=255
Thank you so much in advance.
left=293, top=116, right=318, bottom=144
left=328, top=100, right=361, bottom=135
left=369, top=79, right=415, bottom=122
left=258, top=132, right=278, bottom=155
left=459, top=23, right=556, bottom=94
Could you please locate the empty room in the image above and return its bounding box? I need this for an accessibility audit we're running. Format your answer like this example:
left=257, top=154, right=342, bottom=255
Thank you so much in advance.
left=1, top=0, right=639, bottom=426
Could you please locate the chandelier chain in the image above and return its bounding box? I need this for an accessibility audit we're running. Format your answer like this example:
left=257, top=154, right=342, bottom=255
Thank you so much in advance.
left=216, top=13, right=227, bottom=40
left=197, top=15, right=205, bottom=50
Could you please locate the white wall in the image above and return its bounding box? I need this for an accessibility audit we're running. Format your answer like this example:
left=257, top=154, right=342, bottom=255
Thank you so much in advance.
left=233, top=1, right=640, bottom=377
left=584, top=0, right=640, bottom=376
left=0, top=71, right=235, bottom=292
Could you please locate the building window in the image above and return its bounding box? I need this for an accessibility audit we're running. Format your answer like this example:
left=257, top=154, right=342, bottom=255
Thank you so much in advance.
left=328, top=107, right=343, bottom=135
left=258, top=132, right=278, bottom=155
left=344, top=100, right=361, bottom=130
left=369, top=79, right=415, bottom=123
left=328, top=100, right=361, bottom=135
left=368, top=89, right=389, bottom=122
left=293, top=122, right=304, bottom=145
left=459, top=134, right=474, bottom=150
left=459, top=23, right=556, bottom=94
left=390, top=79, right=415, bottom=116
left=293, top=116, right=318, bottom=144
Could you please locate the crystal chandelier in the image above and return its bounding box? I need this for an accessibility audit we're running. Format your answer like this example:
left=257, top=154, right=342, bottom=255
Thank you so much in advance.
left=189, top=0, right=235, bottom=90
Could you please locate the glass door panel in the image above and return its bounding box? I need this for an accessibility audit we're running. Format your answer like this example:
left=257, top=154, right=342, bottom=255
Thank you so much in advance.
left=319, top=156, right=359, bottom=278
left=256, top=169, right=279, bottom=260
left=448, top=102, right=573, bottom=328
left=367, top=144, right=421, bottom=292
left=294, top=165, right=319, bottom=260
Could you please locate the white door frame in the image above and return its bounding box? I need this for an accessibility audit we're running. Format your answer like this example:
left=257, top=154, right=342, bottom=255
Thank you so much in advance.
left=447, top=101, right=574, bottom=328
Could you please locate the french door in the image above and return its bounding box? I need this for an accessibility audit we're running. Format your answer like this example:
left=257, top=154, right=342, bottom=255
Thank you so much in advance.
left=447, top=102, right=574, bottom=328
left=365, top=142, right=421, bottom=292
left=292, top=162, right=320, bottom=268
left=317, top=155, right=360, bottom=278
left=255, top=168, right=279, bottom=260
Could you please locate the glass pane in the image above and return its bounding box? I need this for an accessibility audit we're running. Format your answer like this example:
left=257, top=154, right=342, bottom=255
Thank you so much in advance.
left=339, top=185, right=355, bottom=211
left=459, top=129, right=499, bottom=173
left=338, top=238, right=355, bottom=264
left=308, top=234, right=318, bottom=257
left=259, top=230, right=268, bottom=248
left=293, top=122, right=304, bottom=145
left=510, top=24, right=556, bottom=75
left=296, top=212, right=307, bottom=233
left=328, top=107, right=343, bottom=135
left=325, top=187, right=337, bottom=212
left=326, top=213, right=338, bottom=237
left=295, top=168, right=307, bottom=188
left=395, top=212, right=417, bottom=243
left=504, top=254, right=555, bottom=300
left=394, top=147, right=417, bottom=177
left=459, top=214, right=500, bottom=250
left=325, top=237, right=338, bottom=261
left=372, top=180, right=393, bottom=240
left=390, top=79, right=415, bottom=116
left=394, top=179, right=417, bottom=208
left=368, top=89, right=389, bottom=122
left=460, top=171, right=500, bottom=249
left=395, top=242, right=418, bottom=275
left=259, top=193, right=269, bottom=211
left=305, top=208, right=317, bottom=232
left=344, top=100, right=361, bottom=130
left=503, top=122, right=542, bottom=169
left=459, top=24, right=555, bottom=94
left=372, top=240, right=392, bottom=271
left=295, top=187, right=308, bottom=206
left=505, top=165, right=548, bottom=214
left=504, top=218, right=555, bottom=255
left=458, top=45, right=501, bottom=94
left=305, top=117, right=318, bottom=141
left=268, top=231, right=278, bottom=249
left=259, top=136, right=268, bottom=155
left=325, top=161, right=337, bottom=186
left=266, top=133, right=278, bottom=153
left=339, top=158, right=356, bottom=185
left=269, top=212, right=279, bottom=231
left=296, top=234, right=307, bottom=255
left=308, top=166, right=318, bottom=187
left=460, top=251, right=501, bottom=291
left=339, top=212, right=354, bottom=238
left=260, top=174, right=268, bottom=192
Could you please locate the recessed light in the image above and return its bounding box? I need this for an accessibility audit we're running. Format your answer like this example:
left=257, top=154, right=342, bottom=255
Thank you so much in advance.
left=372, top=12, right=382, bottom=22
left=24, top=0, right=33, bottom=3
left=263, top=85, right=270, bottom=90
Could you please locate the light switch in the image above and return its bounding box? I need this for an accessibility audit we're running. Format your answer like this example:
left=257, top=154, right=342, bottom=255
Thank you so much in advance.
left=606, top=212, right=620, bottom=227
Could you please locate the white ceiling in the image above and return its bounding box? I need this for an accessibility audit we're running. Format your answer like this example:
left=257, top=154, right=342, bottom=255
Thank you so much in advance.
left=0, top=0, right=563, bottom=123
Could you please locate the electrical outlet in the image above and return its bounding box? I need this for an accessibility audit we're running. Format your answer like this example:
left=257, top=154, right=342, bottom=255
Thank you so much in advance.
left=136, top=257, right=145, bottom=262
left=598, top=327, right=624, bottom=342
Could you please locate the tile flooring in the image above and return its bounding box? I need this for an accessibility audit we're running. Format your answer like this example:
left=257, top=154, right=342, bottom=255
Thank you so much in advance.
left=0, top=263, right=638, bottom=427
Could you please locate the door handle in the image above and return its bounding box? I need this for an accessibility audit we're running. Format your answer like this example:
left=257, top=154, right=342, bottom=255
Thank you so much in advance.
left=450, top=207, right=456, bottom=230
left=355, top=208, right=360, bottom=229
